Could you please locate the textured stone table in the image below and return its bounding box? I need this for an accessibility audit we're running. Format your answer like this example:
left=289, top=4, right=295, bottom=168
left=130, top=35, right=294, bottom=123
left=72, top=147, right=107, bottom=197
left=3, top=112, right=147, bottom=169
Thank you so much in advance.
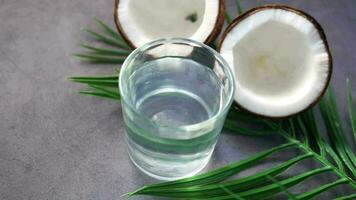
left=0, top=0, right=355, bottom=199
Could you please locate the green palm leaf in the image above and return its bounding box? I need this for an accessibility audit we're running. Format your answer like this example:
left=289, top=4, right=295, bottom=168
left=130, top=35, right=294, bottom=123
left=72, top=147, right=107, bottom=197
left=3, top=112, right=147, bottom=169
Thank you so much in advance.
left=128, top=153, right=311, bottom=198
left=94, top=18, right=126, bottom=43
left=296, top=178, right=349, bottom=200
left=235, top=0, right=243, bottom=15
left=68, top=75, right=119, bottom=87
left=80, top=44, right=130, bottom=56
left=86, top=84, right=120, bottom=99
left=224, top=11, right=232, bottom=24
left=73, top=53, right=126, bottom=63
left=265, top=174, right=297, bottom=200
left=300, top=110, right=326, bottom=157
left=79, top=90, right=119, bottom=100
left=218, top=185, right=245, bottom=200
left=319, top=88, right=356, bottom=177
left=324, top=142, right=346, bottom=173
left=82, top=28, right=128, bottom=49
left=203, top=167, right=332, bottom=200
left=347, top=78, right=356, bottom=141
left=335, top=193, right=356, bottom=200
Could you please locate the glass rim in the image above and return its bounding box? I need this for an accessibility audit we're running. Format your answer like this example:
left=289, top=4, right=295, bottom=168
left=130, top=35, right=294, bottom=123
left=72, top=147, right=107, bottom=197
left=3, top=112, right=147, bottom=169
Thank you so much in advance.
left=119, top=37, right=235, bottom=131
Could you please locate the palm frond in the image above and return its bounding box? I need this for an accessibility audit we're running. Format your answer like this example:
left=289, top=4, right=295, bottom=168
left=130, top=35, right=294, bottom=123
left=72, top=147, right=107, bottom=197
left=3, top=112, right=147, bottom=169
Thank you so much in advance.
left=324, top=142, right=346, bottom=173
left=86, top=84, right=120, bottom=99
left=347, top=78, right=356, bottom=141
left=296, top=178, right=349, bottom=200
left=129, top=153, right=309, bottom=198
left=335, top=193, right=356, bottom=200
left=204, top=167, right=331, bottom=200
left=282, top=136, right=356, bottom=194
left=266, top=174, right=297, bottom=200
left=225, top=0, right=242, bottom=24
left=82, top=28, right=128, bottom=49
left=319, top=88, right=356, bottom=177
left=73, top=53, right=126, bottom=63
left=79, top=90, right=119, bottom=100
left=235, top=0, right=243, bottom=15
left=80, top=44, right=130, bottom=56
left=224, top=11, right=232, bottom=24
left=300, top=110, right=326, bottom=157
left=296, top=116, right=310, bottom=146
left=94, top=18, right=126, bottom=43
left=218, top=185, right=245, bottom=200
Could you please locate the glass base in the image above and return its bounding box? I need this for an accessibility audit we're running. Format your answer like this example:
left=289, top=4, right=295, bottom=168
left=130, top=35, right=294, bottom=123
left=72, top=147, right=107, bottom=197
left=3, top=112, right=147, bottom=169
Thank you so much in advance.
left=126, top=138, right=213, bottom=181
left=128, top=151, right=210, bottom=181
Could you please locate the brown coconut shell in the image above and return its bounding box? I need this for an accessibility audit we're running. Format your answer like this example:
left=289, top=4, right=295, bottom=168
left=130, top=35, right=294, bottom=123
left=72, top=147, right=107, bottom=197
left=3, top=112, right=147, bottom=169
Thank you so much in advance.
left=114, top=0, right=226, bottom=49
left=218, top=5, right=333, bottom=119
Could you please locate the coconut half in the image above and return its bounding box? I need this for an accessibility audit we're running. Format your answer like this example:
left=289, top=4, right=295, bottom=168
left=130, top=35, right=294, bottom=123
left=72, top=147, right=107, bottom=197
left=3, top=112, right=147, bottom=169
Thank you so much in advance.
left=219, top=5, right=332, bottom=118
left=114, top=0, right=225, bottom=48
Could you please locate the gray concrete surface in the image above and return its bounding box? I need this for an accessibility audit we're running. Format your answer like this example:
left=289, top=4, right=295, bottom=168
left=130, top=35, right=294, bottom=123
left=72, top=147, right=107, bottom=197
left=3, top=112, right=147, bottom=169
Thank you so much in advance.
left=0, top=0, right=355, bottom=199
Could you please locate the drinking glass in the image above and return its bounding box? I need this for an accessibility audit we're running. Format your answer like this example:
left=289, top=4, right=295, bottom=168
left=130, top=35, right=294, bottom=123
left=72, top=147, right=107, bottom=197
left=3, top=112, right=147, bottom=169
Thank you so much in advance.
left=119, top=38, right=235, bottom=180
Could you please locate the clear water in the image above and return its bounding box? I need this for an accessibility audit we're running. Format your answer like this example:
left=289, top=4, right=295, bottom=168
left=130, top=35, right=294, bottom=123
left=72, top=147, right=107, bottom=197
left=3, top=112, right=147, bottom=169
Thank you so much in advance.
left=138, top=87, right=210, bottom=126
left=123, top=57, right=223, bottom=180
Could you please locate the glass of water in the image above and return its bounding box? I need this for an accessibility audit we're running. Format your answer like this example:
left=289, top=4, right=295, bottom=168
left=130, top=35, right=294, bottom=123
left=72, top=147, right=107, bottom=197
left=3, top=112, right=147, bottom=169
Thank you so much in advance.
left=119, top=38, right=235, bottom=180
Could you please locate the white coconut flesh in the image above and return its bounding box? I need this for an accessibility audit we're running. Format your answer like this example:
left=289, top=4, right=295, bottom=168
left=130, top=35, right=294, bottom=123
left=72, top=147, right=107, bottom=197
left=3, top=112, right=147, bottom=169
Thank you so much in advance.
left=220, top=8, right=331, bottom=117
left=116, top=0, right=221, bottom=47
